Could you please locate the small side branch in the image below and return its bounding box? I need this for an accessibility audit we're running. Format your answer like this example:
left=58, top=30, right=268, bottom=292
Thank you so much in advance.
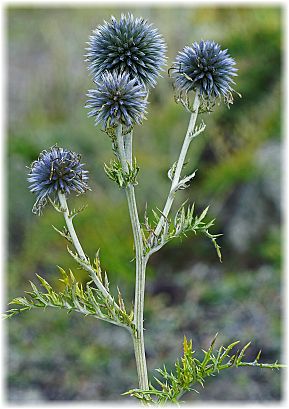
left=66, top=246, right=115, bottom=304
left=58, top=192, right=86, bottom=261
left=124, top=335, right=285, bottom=404
left=57, top=192, right=120, bottom=311
left=5, top=267, right=134, bottom=332
left=152, top=92, right=202, bottom=241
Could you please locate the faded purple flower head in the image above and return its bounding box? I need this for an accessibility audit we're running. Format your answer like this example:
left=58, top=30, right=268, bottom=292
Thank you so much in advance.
left=28, top=146, right=89, bottom=214
left=86, top=13, right=167, bottom=88
left=171, top=40, right=238, bottom=105
left=86, top=71, right=148, bottom=129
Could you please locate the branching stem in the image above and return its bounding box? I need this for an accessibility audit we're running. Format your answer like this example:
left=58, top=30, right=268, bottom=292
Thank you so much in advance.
left=57, top=192, right=117, bottom=308
left=153, top=92, right=201, bottom=239
left=116, top=125, right=149, bottom=391
left=58, top=192, right=86, bottom=260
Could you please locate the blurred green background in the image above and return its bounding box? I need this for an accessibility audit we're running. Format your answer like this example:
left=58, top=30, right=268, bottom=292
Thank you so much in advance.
left=7, top=5, right=283, bottom=402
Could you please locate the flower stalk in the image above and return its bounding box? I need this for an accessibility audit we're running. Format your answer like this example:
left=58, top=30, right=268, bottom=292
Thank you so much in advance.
left=153, top=91, right=201, bottom=239
left=58, top=192, right=87, bottom=261
left=116, top=124, right=149, bottom=390
left=57, top=191, right=118, bottom=309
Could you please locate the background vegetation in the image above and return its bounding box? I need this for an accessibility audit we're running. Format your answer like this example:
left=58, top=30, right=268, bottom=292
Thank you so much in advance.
left=7, top=5, right=283, bottom=402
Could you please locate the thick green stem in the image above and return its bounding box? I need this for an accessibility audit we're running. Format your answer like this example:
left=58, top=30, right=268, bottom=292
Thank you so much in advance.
left=126, top=186, right=148, bottom=390
left=116, top=125, right=149, bottom=390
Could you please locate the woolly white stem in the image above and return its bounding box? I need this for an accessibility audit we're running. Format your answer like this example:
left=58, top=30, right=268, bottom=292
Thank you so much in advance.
left=58, top=192, right=86, bottom=260
left=57, top=192, right=117, bottom=307
left=153, top=92, right=201, bottom=238
left=116, top=125, right=149, bottom=391
left=124, top=131, right=133, bottom=166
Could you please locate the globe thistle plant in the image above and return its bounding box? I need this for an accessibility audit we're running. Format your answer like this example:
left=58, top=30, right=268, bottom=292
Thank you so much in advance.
left=86, top=71, right=148, bottom=130
left=7, top=14, right=284, bottom=406
left=28, top=146, right=89, bottom=214
left=171, top=40, right=238, bottom=108
left=86, top=13, right=167, bottom=88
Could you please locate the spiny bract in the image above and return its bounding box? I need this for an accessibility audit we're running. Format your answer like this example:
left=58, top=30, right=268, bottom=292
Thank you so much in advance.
left=86, top=13, right=167, bottom=88
left=86, top=71, right=148, bottom=129
left=28, top=146, right=90, bottom=214
left=171, top=40, right=238, bottom=103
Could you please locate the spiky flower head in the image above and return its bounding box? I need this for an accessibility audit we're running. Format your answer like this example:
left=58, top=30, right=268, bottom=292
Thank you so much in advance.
left=86, top=71, right=148, bottom=130
left=28, top=146, right=90, bottom=214
left=86, top=13, right=167, bottom=88
left=171, top=40, right=238, bottom=108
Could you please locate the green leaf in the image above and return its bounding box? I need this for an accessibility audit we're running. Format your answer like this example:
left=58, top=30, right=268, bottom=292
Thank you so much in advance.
left=104, top=157, right=139, bottom=188
left=146, top=203, right=222, bottom=262
left=52, top=225, right=72, bottom=242
left=125, top=334, right=285, bottom=404
left=5, top=267, right=135, bottom=332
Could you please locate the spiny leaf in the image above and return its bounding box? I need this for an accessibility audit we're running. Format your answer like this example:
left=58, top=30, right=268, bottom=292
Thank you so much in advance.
left=195, top=205, right=209, bottom=223
left=104, top=157, right=139, bottom=188
left=236, top=341, right=251, bottom=364
left=57, top=265, right=70, bottom=286
left=189, top=121, right=206, bottom=140
left=125, top=334, right=285, bottom=404
left=254, top=349, right=262, bottom=363
left=52, top=225, right=72, bottom=242
left=5, top=268, right=135, bottom=332
left=168, top=161, right=177, bottom=181
left=69, top=204, right=88, bottom=220
left=36, top=274, right=53, bottom=293
left=174, top=170, right=197, bottom=192
left=146, top=203, right=222, bottom=262
left=48, top=197, right=63, bottom=213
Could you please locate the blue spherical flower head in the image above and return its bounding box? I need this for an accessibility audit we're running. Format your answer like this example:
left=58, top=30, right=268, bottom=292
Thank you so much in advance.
left=86, top=71, right=148, bottom=131
left=86, top=13, right=167, bottom=89
left=171, top=40, right=238, bottom=110
left=28, top=146, right=90, bottom=214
